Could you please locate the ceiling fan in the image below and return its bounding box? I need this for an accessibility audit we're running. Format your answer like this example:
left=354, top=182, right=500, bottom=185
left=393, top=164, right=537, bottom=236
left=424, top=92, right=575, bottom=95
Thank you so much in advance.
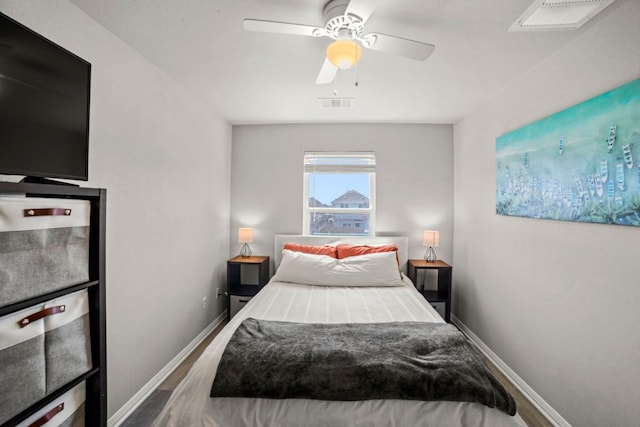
left=242, top=0, right=435, bottom=84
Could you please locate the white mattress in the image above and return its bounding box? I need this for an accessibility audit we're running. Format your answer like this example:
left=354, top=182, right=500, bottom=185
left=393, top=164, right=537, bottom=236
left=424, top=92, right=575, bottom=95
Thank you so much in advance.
left=153, top=277, right=525, bottom=427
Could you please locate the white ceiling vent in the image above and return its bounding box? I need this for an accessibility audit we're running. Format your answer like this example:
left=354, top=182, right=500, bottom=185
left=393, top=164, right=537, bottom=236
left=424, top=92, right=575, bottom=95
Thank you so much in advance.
left=509, top=0, right=616, bottom=31
left=318, top=97, right=354, bottom=108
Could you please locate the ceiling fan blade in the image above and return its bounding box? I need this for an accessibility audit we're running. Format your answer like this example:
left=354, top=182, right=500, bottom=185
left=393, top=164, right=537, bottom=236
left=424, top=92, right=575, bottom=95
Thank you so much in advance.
left=243, top=19, right=323, bottom=37
left=345, top=0, right=381, bottom=24
left=316, top=58, right=337, bottom=85
left=367, top=33, right=435, bottom=61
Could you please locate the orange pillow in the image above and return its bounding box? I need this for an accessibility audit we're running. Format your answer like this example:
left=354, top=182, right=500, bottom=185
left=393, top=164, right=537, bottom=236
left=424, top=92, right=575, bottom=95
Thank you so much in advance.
left=283, top=243, right=338, bottom=258
left=336, top=244, right=399, bottom=266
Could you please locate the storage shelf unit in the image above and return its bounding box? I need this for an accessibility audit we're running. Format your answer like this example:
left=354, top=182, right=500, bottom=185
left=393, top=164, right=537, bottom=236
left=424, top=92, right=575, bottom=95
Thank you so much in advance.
left=0, top=182, right=106, bottom=427
left=227, top=256, right=269, bottom=320
left=407, top=259, right=452, bottom=323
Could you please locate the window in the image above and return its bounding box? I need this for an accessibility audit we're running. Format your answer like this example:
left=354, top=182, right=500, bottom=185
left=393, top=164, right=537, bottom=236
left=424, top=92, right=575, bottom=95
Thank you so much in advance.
left=303, top=152, right=376, bottom=236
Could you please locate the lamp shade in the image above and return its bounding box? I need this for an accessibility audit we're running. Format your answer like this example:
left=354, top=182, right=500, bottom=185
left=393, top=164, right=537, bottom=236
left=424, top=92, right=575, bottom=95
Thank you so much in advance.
left=238, top=228, right=254, bottom=243
left=422, top=230, right=440, bottom=247
left=326, top=39, right=362, bottom=69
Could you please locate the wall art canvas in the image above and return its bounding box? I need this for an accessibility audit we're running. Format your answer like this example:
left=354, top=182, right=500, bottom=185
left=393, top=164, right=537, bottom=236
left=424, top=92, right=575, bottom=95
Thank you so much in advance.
left=496, top=78, right=640, bottom=226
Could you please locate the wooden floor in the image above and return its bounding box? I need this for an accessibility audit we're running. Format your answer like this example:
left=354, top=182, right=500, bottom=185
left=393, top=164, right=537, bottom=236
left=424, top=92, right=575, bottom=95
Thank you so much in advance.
left=119, top=321, right=225, bottom=427
left=485, top=359, right=554, bottom=427
left=120, top=321, right=554, bottom=427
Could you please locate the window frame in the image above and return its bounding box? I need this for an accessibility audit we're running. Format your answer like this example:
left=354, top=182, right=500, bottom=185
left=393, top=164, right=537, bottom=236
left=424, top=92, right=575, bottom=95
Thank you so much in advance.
left=302, top=152, right=376, bottom=236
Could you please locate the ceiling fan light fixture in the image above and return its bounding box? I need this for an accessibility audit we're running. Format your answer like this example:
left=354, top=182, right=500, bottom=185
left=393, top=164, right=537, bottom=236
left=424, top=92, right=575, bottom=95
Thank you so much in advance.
left=326, top=39, right=362, bottom=69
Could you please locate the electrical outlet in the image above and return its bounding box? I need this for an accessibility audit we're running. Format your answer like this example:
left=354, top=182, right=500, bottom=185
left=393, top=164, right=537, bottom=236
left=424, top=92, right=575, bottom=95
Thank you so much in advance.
left=202, top=296, right=208, bottom=310
left=216, top=288, right=220, bottom=299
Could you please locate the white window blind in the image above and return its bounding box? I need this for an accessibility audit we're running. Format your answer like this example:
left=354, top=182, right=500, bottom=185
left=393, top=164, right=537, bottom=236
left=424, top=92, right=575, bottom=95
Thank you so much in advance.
left=304, top=152, right=376, bottom=173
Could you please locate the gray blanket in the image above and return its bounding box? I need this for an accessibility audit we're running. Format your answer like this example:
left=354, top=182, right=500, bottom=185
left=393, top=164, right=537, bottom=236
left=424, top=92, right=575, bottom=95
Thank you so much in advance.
left=210, top=318, right=516, bottom=416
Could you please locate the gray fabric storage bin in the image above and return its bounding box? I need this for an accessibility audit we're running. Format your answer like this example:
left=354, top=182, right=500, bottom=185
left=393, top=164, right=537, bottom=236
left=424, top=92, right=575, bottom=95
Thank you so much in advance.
left=0, top=196, right=90, bottom=306
left=43, top=290, right=93, bottom=394
left=17, top=382, right=85, bottom=427
left=0, top=303, right=47, bottom=425
left=0, top=290, right=92, bottom=425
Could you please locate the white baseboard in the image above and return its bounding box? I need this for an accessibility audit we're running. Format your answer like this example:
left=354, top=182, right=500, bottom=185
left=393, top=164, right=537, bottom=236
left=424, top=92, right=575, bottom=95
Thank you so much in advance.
left=452, top=314, right=571, bottom=427
left=107, top=311, right=227, bottom=427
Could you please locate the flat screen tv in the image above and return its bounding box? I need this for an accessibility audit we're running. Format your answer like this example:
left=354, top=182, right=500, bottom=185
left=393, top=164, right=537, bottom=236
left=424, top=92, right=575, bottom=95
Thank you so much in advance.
left=0, top=12, right=91, bottom=182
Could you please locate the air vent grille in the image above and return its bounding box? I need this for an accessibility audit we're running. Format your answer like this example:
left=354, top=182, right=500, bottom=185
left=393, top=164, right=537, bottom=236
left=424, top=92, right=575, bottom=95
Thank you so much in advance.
left=509, top=0, right=615, bottom=31
left=318, top=97, right=354, bottom=108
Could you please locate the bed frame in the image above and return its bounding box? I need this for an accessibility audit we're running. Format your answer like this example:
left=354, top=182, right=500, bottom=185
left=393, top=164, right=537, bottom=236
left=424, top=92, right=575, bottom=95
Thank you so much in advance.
left=274, top=234, right=409, bottom=273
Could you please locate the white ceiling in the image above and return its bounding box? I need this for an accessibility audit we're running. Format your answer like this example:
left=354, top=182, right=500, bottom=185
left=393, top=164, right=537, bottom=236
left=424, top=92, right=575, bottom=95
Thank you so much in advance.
left=68, top=0, right=620, bottom=124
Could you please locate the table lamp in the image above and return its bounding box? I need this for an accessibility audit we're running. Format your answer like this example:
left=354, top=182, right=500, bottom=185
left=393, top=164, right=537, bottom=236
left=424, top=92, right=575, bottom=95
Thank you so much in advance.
left=238, top=228, right=254, bottom=257
left=423, top=230, right=439, bottom=262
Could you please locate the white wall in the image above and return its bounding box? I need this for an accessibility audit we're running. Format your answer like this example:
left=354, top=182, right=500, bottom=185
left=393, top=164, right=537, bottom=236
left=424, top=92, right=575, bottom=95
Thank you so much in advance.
left=0, top=0, right=232, bottom=418
left=453, top=2, right=640, bottom=426
left=231, top=124, right=453, bottom=270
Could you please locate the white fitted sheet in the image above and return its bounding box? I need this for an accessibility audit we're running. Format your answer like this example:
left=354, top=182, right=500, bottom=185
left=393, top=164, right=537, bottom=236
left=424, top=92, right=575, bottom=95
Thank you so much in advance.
left=153, top=277, right=525, bottom=427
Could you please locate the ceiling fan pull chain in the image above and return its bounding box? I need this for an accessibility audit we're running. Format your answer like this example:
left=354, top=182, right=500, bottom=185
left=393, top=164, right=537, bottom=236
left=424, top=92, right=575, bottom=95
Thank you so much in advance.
left=333, top=73, right=338, bottom=96
left=354, top=41, right=359, bottom=87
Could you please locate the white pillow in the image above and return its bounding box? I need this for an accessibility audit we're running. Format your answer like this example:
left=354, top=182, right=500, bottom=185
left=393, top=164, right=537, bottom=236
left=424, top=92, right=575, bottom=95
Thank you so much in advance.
left=273, top=249, right=404, bottom=287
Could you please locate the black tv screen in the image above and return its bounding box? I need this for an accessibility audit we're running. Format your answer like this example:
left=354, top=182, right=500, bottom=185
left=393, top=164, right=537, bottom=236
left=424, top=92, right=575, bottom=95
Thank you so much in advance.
left=0, top=12, right=90, bottom=181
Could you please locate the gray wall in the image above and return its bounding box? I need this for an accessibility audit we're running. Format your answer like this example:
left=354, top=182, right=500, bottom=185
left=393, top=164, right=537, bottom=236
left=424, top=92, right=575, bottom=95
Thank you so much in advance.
left=230, top=124, right=453, bottom=270
left=0, top=0, right=232, bottom=417
left=453, top=1, right=640, bottom=426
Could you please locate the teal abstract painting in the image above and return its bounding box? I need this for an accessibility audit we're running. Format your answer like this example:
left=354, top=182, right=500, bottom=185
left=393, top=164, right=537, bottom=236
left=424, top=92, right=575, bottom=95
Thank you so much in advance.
left=496, top=78, right=640, bottom=226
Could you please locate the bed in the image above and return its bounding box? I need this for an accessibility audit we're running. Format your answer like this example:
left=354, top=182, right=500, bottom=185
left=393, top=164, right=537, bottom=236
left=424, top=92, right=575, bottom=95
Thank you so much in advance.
left=153, top=235, right=525, bottom=427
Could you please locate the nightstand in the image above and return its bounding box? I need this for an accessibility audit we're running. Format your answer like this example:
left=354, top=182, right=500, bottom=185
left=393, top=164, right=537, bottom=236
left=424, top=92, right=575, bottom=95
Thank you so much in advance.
left=407, top=259, right=452, bottom=323
left=227, top=256, right=269, bottom=319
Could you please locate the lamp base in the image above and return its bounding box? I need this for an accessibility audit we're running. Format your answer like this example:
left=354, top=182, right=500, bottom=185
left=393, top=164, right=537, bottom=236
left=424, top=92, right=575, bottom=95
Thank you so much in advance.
left=424, top=246, right=437, bottom=262
left=240, top=243, right=252, bottom=257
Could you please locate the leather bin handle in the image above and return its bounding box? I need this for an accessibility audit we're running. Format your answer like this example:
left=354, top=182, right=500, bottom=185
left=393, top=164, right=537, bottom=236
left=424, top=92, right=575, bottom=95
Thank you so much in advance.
left=28, top=403, right=64, bottom=427
left=23, top=208, right=72, bottom=217
left=17, top=305, right=66, bottom=328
